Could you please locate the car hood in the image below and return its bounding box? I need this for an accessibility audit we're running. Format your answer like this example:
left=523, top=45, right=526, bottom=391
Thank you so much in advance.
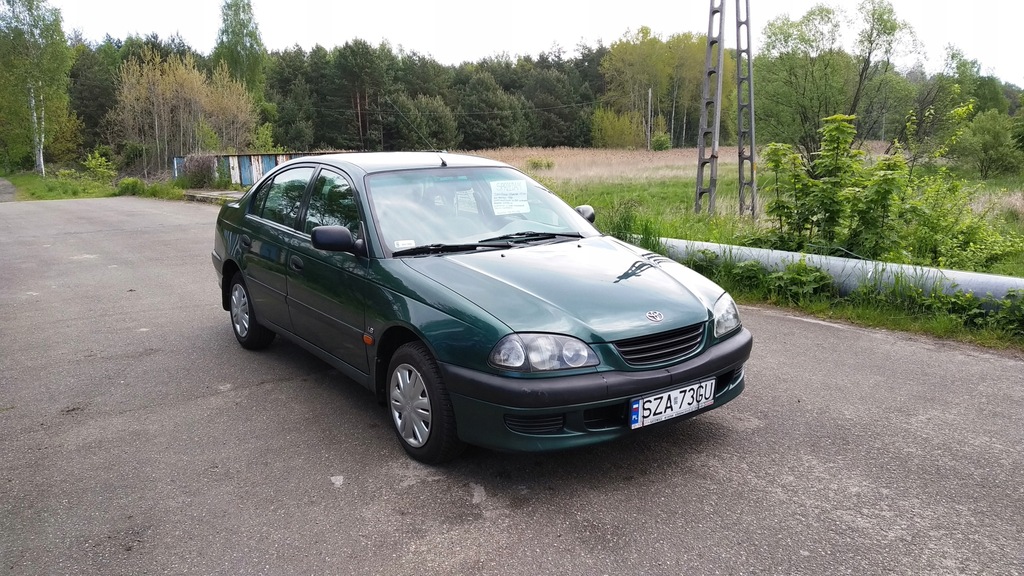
left=400, top=236, right=715, bottom=342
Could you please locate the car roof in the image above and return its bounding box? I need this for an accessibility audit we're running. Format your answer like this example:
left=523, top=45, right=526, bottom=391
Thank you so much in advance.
left=286, top=151, right=512, bottom=175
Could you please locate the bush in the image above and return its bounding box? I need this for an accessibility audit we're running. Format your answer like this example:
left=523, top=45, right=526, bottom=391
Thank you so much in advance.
left=117, top=177, right=146, bottom=196
left=525, top=157, right=554, bottom=171
left=651, top=132, right=671, bottom=151
left=756, top=114, right=1017, bottom=272
left=141, top=181, right=184, bottom=200
left=178, top=154, right=217, bottom=189
left=83, top=149, right=117, bottom=184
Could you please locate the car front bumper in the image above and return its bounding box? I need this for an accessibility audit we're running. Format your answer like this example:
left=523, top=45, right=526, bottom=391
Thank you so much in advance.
left=440, top=327, right=752, bottom=452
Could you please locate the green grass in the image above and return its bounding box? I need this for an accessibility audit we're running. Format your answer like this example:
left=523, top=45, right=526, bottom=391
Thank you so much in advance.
left=7, top=172, right=184, bottom=201
left=8, top=172, right=116, bottom=200
left=806, top=300, right=1021, bottom=351
left=553, top=175, right=763, bottom=245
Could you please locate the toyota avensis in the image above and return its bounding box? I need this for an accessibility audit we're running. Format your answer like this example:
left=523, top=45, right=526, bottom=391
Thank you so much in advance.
left=212, top=152, right=752, bottom=463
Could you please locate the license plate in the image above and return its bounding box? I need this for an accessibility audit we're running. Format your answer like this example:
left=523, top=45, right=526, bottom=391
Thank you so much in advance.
left=630, top=379, right=715, bottom=429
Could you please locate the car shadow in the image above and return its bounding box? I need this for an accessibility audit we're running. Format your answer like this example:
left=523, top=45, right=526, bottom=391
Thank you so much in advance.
left=241, top=335, right=742, bottom=498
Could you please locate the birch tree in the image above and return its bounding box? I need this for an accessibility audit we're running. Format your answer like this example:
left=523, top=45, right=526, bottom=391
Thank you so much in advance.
left=0, top=0, right=72, bottom=175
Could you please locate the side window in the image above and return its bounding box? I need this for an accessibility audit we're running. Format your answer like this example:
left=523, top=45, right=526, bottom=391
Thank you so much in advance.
left=251, top=167, right=314, bottom=228
left=304, top=169, right=360, bottom=238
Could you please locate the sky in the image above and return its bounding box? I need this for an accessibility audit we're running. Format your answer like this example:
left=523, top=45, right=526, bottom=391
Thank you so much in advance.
left=49, top=0, right=1023, bottom=85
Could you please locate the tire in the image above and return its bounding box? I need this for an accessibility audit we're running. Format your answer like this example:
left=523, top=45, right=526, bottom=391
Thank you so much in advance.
left=228, top=272, right=276, bottom=350
left=387, top=342, right=465, bottom=464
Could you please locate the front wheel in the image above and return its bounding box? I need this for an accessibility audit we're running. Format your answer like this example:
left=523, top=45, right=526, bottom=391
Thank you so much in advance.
left=229, top=272, right=276, bottom=350
left=387, top=342, right=465, bottom=464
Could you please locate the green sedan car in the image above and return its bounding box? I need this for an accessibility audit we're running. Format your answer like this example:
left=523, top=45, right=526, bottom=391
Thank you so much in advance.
left=212, top=152, right=752, bottom=463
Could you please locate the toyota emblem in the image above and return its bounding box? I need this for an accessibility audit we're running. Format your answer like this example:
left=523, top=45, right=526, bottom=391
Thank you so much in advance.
left=646, top=311, right=664, bottom=322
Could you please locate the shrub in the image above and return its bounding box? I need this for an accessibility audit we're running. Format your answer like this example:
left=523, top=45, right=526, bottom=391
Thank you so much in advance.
left=756, top=114, right=1017, bottom=272
left=651, top=132, right=671, bottom=151
left=117, top=177, right=146, bottom=196
left=525, top=157, right=554, bottom=171
left=83, top=150, right=117, bottom=184
left=178, top=154, right=217, bottom=189
left=141, top=181, right=184, bottom=200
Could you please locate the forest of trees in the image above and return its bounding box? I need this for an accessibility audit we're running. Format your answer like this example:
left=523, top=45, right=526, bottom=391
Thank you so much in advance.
left=2, top=0, right=1023, bottom=179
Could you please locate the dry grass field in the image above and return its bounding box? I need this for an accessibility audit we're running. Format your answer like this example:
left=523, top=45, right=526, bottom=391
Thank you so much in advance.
left=466, top=143, right=895, bottom=183
left=466, top=146, right=740, bottom=182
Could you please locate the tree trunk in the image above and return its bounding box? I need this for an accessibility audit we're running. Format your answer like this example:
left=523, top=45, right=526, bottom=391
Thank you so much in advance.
left=29, top=84, right=45, bottom=177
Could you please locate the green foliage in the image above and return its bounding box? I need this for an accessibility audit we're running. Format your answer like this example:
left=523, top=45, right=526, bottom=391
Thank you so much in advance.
left=116, top=177, right=146, bottom=196
left=591, top=107, right=644, bottom=148
left=215, top=159, right=231, bottom=189
left=1, top=0, right=74, bottom=175
left=600, top=196, right=665, bottom=252
left=82, top=148, right=116, bottom=183
left=757, top=114, right=1019, bottom=271
left=755, top=1, right=910, bottom=156
left=973, top=75, right=1010, bottom=114
left=68, top=39, right=118, bottom=151
left=950, top=109, right=1022, bottom=178
left=383, top=92, right=460, bottom=151
left=768, top=259, right=837, bottom=306
left=525, top=157, right=554, bottom=171
left=210, top=0, right=266, bottom=94
left=138, top=180, right=184, bottom=200
left=8, top=169, right=113, bottom=199
left=521, top=67, right=581, bottom=147
left=651, top=131, right=671, bottom=151
left=898, top=72, right=974, bottom=173
left=457, top=71, right=528, bottom=149
left=894, top=172, right=1021, bottom=271
left=251, top=122, right=285, bottom=153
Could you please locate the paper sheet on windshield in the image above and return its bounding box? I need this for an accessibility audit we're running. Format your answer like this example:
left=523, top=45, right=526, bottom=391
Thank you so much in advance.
left=490, top=180, right=530, bottom=215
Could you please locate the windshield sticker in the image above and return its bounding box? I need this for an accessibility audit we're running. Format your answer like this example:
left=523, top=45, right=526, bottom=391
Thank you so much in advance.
left=455, top=190, right=478, bottom=213
left=394, top=239, right=416, bottom=249
left=490, top=180, right=530, bottom=215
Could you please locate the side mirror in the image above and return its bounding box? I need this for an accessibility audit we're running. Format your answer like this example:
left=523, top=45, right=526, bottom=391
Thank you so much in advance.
left=311, top=226, right=358, bottom=254
left=575, top=204, right=596, bottom=223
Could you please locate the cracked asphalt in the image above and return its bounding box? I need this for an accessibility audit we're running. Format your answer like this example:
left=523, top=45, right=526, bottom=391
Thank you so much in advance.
left=1, top=197, right=1022, bottom=575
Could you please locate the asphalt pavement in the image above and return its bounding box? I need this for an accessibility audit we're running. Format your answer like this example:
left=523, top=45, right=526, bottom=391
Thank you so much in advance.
left=0, top=178, right=15, bottom=202
left=1, top=197, right=1022, bottom=575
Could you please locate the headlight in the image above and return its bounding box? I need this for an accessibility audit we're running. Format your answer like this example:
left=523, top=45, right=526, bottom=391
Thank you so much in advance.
left=713, top=293, right=741, bottom=338
left=489, top=334, right=600, bottom=372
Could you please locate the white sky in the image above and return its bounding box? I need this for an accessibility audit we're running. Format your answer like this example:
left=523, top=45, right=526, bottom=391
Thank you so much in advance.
left=50, top=0, right=1023, bottom=86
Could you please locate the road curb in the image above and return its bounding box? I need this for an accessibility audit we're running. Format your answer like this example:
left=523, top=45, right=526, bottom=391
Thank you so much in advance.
left=183, top=190, right=243, bottom=204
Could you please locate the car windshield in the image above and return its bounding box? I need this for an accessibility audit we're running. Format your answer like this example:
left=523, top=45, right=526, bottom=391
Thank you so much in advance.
left=365, top=166, right=600, bottom=255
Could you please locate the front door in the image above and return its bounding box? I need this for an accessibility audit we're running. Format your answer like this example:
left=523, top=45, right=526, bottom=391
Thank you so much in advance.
left=286, top=168, right=370, bottom=375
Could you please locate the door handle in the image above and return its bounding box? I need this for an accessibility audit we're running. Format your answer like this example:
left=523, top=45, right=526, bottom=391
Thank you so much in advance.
left=240, top=235, right=252, bottom=250
left=289, top=255, right=304, bottom=272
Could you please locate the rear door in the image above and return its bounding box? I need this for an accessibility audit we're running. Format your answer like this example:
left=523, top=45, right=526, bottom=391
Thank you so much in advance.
left=241, top=165, right=315, bottom=332
left=286, top=167, right=371, bottom=375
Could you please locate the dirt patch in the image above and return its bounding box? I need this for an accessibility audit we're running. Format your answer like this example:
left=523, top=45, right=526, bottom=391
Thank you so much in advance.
left=0, top=177, right=15, bottom=202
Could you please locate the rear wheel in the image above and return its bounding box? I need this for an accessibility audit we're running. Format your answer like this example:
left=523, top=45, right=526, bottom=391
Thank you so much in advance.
left=229, top=272, right=275, bottom=350
left=387, top=342, right=465, bottom=464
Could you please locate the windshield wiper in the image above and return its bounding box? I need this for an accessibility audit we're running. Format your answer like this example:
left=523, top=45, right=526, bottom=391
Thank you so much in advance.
left=391, top=242, right=508, bottom=257
left=478, top=231, right=584, bottom=243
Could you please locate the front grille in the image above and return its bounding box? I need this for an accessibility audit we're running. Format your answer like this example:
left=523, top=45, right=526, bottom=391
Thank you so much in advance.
left=504, top=414, right=565, bottom=435
left=614, top=322, right=706, bottom=366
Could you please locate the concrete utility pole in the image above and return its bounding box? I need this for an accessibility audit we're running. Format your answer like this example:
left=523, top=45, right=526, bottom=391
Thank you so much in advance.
left=695, top=0, right=758, bottom=216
